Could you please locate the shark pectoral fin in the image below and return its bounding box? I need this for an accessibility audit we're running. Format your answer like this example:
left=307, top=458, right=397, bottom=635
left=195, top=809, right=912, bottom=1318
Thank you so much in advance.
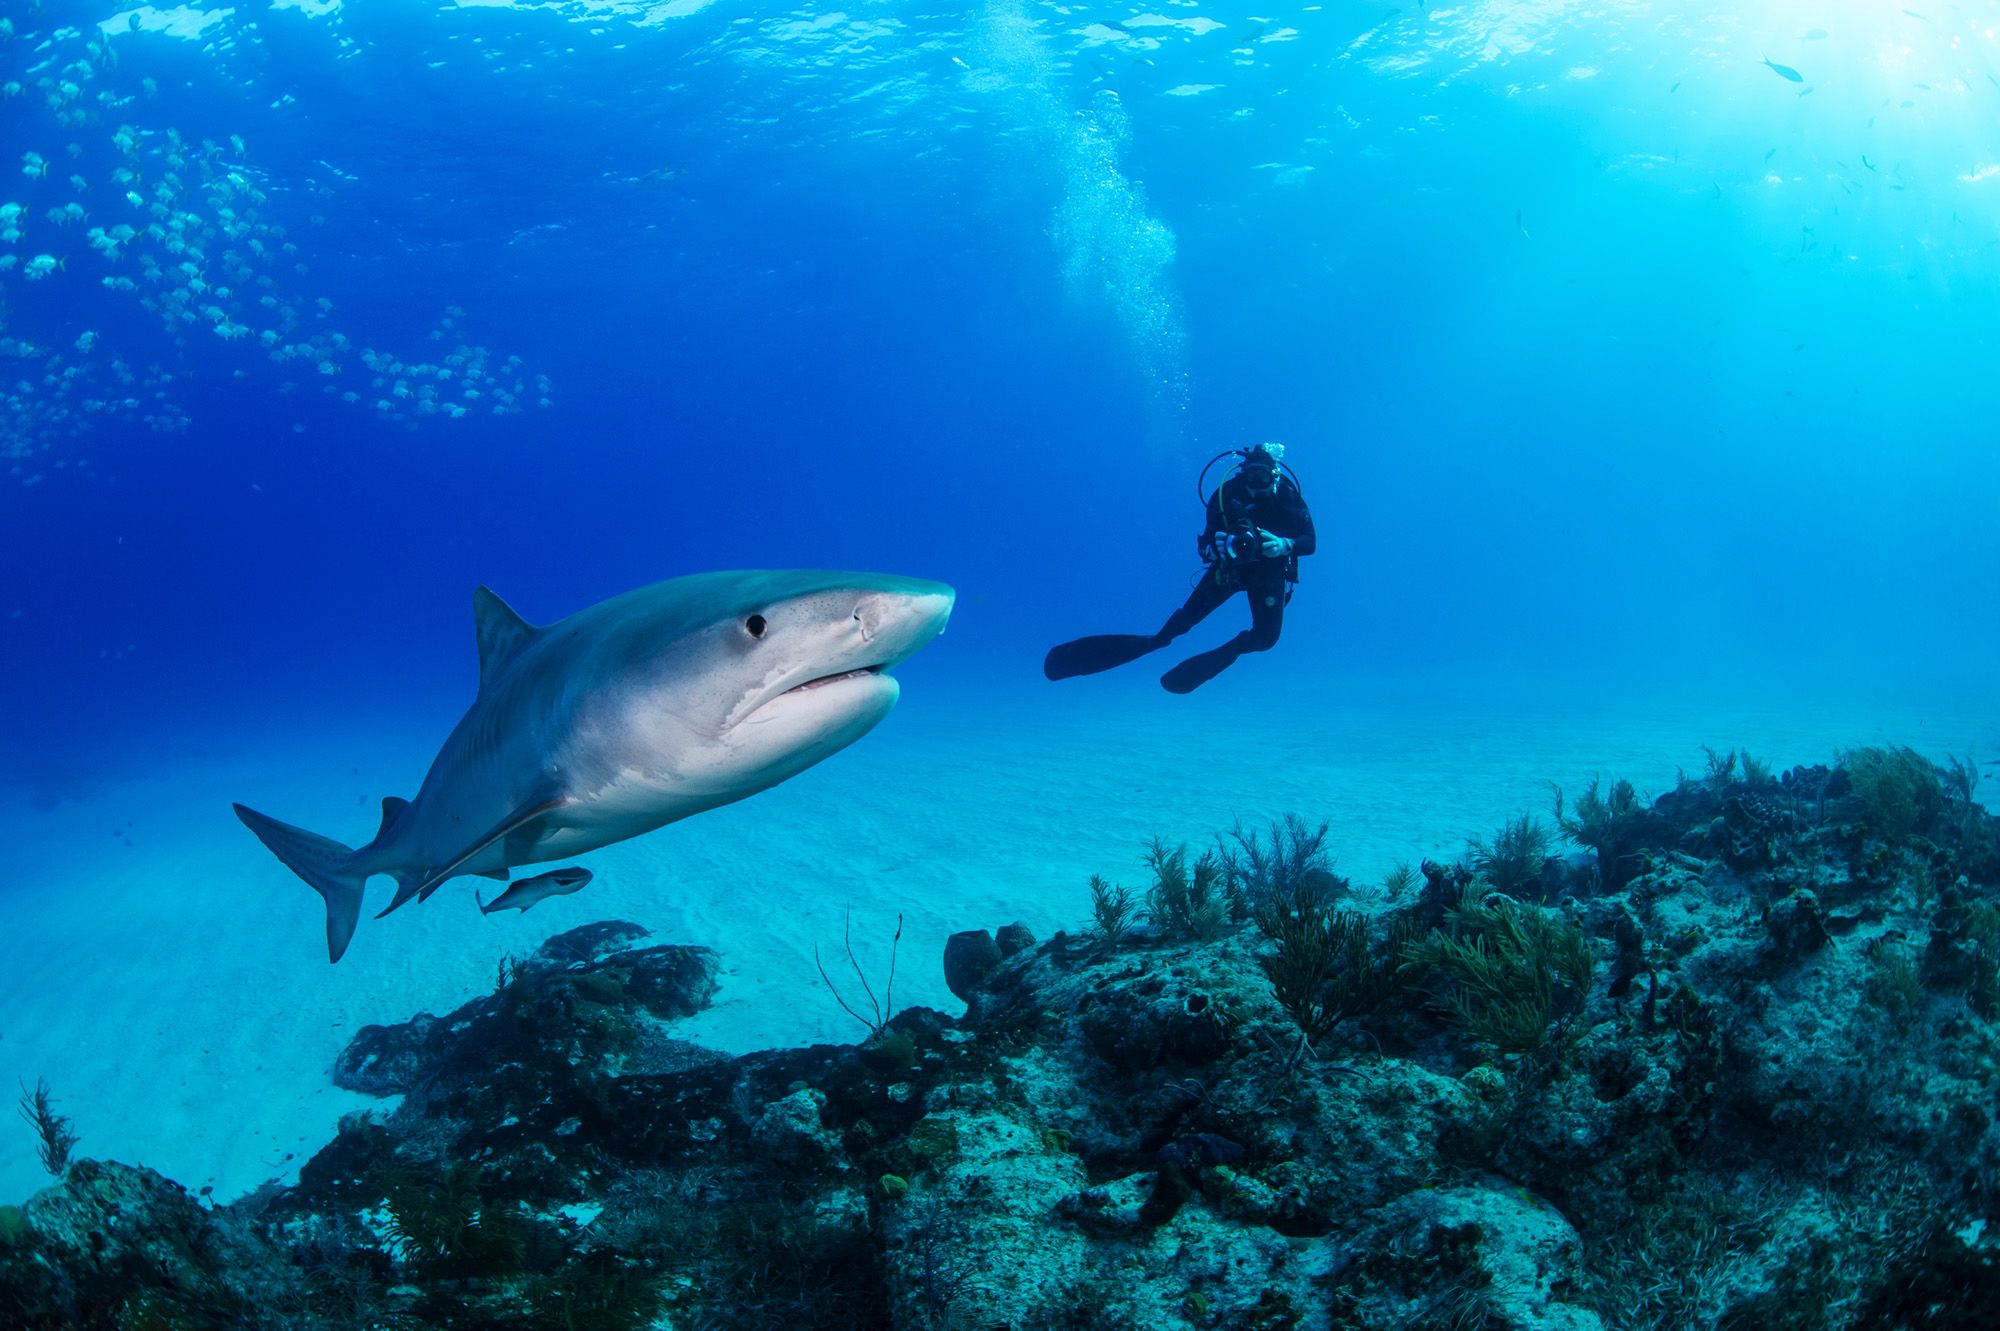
left=409, top=794, right=567, bottom=906
left=376, top=870, right=425, bottom=919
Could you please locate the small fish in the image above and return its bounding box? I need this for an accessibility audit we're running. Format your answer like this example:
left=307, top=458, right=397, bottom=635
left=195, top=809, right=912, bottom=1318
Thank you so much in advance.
left=1902, top=8, right=1927, bottom=20
left=1860, top=155, right=1876, bottom=172
left=1514, top=208, right=1530, bottom=238
left=1670, top=81, right=1680, bottom=94
left=1801, top=28, right=1828, bottom=41
left=1763, top=147, right=1777, bottom=164
left=478, top=867, right=593, bottom=915
left=1762, top=58, right=1805, bottom=83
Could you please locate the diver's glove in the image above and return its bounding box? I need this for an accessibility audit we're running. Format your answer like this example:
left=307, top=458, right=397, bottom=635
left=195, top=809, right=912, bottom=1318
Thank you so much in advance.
left=1258, top=531, right=1294, bottom=559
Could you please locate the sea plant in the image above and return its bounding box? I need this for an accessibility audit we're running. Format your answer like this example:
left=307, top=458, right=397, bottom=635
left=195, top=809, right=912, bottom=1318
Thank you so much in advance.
left=1252, top=885, right=1349, bottom=1054
left=1217, top=814, right=1338, bottom=918
left=1143, top=838, right=1229, bottom=942
left=1863, top=942, right=1923, bottom=1020
left=1840, top=745, right=1943, bottom=844
left=1968, top=902, right=2000, bottom=1021
left=16, top=1078, right=79, bottom=1177
left=1941, top=753, right=1980, bottom=806
left=1939, top=752, right=1998, bottom=869
left=1382, top=861, right=1419, bottom=899
left=1086, top=874, right=1137, bottom=950
left=1252, top=878, right=1408, bottom=1061
left=1466, top=813, right=1553, bottom=899
left=374, top=1161, right=528, bottom=1279
left=1553, top=775, right=1650, bottom=889
left=1401, top=891, right=1594, bottom=1057
left=526, top=1250, right=663, bottom=1331
left=0, top=1204, right=29, bottom=1248
left=814, top=906, right=901, bottom=1038
left=1702, top=746, right=1738, bottom=785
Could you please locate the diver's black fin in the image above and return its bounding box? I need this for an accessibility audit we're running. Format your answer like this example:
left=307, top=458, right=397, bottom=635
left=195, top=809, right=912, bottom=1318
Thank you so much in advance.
left=1043, top=634, right=1163, bottom=681
left=1161, top=646, right=1238, bottom=694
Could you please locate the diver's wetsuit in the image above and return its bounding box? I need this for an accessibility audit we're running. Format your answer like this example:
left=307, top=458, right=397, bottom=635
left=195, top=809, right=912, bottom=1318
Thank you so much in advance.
left=1155, top=473, right=1316, bottom=692
left=1042, top=472, right=1316, bottom=693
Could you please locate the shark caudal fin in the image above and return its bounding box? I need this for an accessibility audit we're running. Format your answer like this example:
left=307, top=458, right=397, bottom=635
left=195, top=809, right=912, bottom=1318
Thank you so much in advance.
left=233, top=803, right=370, bottom=963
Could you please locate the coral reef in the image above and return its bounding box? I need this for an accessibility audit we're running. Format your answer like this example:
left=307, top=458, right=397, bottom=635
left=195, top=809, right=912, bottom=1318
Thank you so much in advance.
left=4, top=745, right=1998, bottom=1330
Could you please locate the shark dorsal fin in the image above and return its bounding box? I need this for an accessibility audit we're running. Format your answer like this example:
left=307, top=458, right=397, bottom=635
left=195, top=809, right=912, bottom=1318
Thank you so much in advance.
left=378, top=796, right=410, bottom=842
left=472, top=586, right=537, bottom=689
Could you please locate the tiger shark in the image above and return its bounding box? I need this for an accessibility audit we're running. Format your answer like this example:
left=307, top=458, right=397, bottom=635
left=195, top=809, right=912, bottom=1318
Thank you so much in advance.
left=235, top=569, right=954, bottom=962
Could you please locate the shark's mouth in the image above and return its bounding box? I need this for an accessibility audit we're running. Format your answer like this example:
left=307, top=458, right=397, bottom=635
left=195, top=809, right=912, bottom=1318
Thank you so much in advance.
left=783, top=664, right=885, bottom=695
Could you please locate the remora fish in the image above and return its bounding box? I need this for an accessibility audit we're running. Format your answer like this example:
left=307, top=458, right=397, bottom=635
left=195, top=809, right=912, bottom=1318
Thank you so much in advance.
left=235, top=569, right=954, bottom=961
left=480, top=866, right=592, bottom=915
left=1762, top=58, right=1805, bottom=83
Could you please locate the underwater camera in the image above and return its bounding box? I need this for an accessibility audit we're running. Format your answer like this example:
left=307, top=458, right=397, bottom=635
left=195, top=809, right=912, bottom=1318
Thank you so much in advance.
left=1211, top=521, right=1265, bottom=563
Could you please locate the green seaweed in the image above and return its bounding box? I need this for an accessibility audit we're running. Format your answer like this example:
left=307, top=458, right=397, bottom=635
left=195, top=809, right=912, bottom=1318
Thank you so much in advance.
left=1968, top=902, right=2000, bottom=1021
left=1703, top=746, right=1739, bottom=784
left=1402, top=892, right=1594, bottom=1057
left=1144, top=838, right=1230, bottom=942
left=16, top=1077, right=79, bottom=1177
left=373, top=1161, right=528, bottom=1280
left=1087, top=873, right=1138, bottom=950
left=1840, top=745, right=1943, bottom=843
left=1466, top=814, right=1553, bottom=898
left=0, top=1203, right=28, bottom=1248
left=1144, top=838, right=1229, bottom=943
left=1253, top=879, right=1410, bottom=1059
left=526, top=1250, right=662, bottom=1331
left=1863, top=942, right=1923, bottom=1019
left=1552, top=775, right=1650, bottom=887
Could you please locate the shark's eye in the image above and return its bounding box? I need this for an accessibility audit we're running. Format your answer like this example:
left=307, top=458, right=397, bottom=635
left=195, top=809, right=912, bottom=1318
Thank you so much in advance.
left=745, top=614, right=767, bottom=639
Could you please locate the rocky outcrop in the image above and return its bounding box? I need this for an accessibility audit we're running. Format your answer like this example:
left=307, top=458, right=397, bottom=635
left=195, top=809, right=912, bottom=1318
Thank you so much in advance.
left=4, top=746, right=1999, bottom=1330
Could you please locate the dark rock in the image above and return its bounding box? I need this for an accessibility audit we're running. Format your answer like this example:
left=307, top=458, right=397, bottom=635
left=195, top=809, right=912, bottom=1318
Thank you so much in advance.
left=536, top=918, right=651, bottom=966
left=1156, top=1132, right=1245, bottom=1168
left=13, top=1160, right=309, bottom=1325
left=332, top=1013, right=439, bottom=1096
left=1163, top=989, right=1233, bottom=1063
left=942, top=929, right=1002, bottom=1000
left=331, top=937, right=720, bottom=1097
left=1762, top=888, right=1831, bottom=964
left=1138, top=1162, right=1191, bottom=1228
left=1539, top=847, right=1600, bottom=902
left=995, top=921, right=1036, bottom=956
left=621, top=944, right=726, bottom=1018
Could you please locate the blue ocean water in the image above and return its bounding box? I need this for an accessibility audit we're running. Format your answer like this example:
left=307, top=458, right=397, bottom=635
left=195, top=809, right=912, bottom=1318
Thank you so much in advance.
left=3, top=0, right=1999, bottom=1211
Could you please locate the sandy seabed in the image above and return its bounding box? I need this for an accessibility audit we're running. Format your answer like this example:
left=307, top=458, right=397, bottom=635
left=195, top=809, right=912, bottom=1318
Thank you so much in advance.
left=1, top=671, right=1992, bottom=1204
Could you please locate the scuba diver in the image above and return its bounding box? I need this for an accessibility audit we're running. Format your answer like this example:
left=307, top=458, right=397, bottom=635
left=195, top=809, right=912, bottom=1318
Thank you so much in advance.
left=1043, top=442, right=1316, bottom=694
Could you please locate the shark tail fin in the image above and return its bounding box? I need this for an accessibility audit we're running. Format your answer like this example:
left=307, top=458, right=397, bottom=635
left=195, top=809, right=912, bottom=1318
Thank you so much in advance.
left=233, top=803, right=368, bottom=963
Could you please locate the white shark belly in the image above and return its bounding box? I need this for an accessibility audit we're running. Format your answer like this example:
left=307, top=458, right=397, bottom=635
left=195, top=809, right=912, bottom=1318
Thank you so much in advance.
left=522, top=770, right=734, bottom=863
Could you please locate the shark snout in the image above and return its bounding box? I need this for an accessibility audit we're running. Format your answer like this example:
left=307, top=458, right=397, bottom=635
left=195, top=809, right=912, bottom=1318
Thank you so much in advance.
left=853, top=583, right=954, bottom=662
